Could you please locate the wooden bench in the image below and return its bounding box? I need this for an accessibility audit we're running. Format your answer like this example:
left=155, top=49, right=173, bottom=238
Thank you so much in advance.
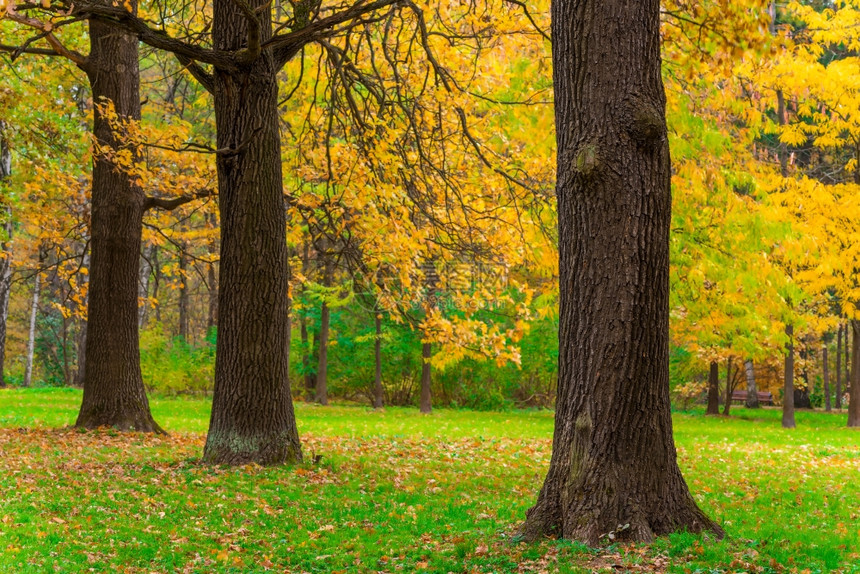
left=731, top=390, right=774, bottom=405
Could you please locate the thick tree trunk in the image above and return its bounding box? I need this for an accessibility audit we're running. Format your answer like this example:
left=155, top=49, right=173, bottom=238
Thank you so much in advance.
left=178, top=244, right=190, bottom=341
left=722, top=357, right=733, bottom=416
left=783, top=324, right=796, bottom=428
left=23, top=268, right=41, bottom=388
left=315, top=297, right=330, bottom=405
left=848, top=320, right=860, bottom=427
left=75, top=14, right=163, bottom=433
left=373, top=312, right=384, bottom=408
left=0, top=120, right=12, bottom=388
left=823, top=341, right=831, bottom=412
left=202, top=0, right=301, bottom=465
left=744, top=360, right=759, bottom=408
left=836, top=324, right=843, bottom=409
left=518, top=0, right=720, bottom=544
left=420, top=341, right=431, bottom=413
left=706, top=361, right=720, bottom=415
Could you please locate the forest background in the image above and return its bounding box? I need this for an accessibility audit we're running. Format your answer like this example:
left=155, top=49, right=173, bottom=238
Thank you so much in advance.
left=1, top=0, right=859, bottom=418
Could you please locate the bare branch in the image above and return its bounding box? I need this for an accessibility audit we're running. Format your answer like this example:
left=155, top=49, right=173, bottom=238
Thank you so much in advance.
left=175, top=54, right=215, bottom=93
left=143, top=189, right=215, bottom=212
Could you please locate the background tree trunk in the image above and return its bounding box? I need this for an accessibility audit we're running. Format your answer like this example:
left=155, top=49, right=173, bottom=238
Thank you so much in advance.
left=744, top=360, right=759, bottom=408
left=518, top=0, right=720, bottom=544
left=178, top=243, right=189, bottom=341
left=0, top=120, right=12, bottom=387
left=23, top=267, right=41, bottom=388
left=836, top=324, right=843, bottom=409
left=373, top=312, right=384, bottom=408
left=722, top=357, right=733, bottom=416
left=706, top=361, right=720, bottom=415
left=75, top=11, right=163, bottom=433
left=823, top=340, right=831, bottom=412
left=783, top=324, right=796, bottom=428
left=420, top=341, right=431, bottom=413
left=848, top=320, right=860, bottom=427
left=315, top=257, right=333, bottom=405
left=202, top=0, right=302, bottom=465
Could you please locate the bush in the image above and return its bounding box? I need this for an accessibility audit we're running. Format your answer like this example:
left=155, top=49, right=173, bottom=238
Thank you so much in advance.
left=139, top=324, right=215, bottom=395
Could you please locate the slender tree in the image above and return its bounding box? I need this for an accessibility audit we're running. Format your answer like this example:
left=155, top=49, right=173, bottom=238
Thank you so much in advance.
left=518, top=0, right=721, bottom=544
left=836, top=323, right=843, bottom=409
left=0, top=120, right=12, bottom=387
left=722, top=357, right=733, bottom=416
left=744, top=360, right=760, bottom=408
left=706, top=361, right=720, bottom=415
left=849, top=321, right=860, bottom=426
left=823, top=338, right=831, bottom=412
left=783, top=324, right=796, bottom=428
left=373, top=311, right=383, bottom=408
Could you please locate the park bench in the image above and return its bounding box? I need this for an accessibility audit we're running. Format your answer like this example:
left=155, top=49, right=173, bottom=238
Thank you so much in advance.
left=731, top=390, right=774, bottom=405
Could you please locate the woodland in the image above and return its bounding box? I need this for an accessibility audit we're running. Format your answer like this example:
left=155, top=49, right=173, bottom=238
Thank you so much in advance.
left=1, top=0, right=860, bottom=572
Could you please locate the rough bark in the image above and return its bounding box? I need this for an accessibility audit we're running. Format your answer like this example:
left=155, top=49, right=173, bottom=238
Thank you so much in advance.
left=848, top=320, right=860, bottom=427
left=706, top=361, right=720, bottom=415
left=722, top=357, right=733, bottom=416
left=823, top=341, right=831, bottom=412
left=373, top=312, right=384, bottom=408
left=75, top=12, right=163, bottom=433
left=836, top=324, right=843, bottom=409
left=23, top=267, right=41, bottom=388
left=0, top=120, right=12, bottom=387
left=420, top=341, right=431, bottom=414
left=783, top=324, right=796, bottom=428
left=201, top=0, right=301, bottom=465
left=518, top=0, right=721, bottom=545
left=744, top=360, right=759, bottom=409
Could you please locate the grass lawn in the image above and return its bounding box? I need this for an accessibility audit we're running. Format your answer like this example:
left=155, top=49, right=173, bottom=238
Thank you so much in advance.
left=1, top=388, right=859, bottom=573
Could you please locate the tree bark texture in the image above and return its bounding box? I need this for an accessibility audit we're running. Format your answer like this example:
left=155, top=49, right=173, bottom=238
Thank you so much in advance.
left=0, top=120, right=12, bottom=387
left=783, top=324, right=796, bottom=428
left=848, top=320, right=860, bottom=427
left=315, top=297, right=330, bottom=405
left=202, top=0, right=301, bottom=464
left=75, top=14, right=163, bottom=433
left=373, top=312, right=384, bottom=408
left=744, top=360, right=759, bottom=409
left=518, top=0, right=721, bottom=545
left=706, top=361, right=720, bottom=415
left=823, top=342, right=831, bottom=412
left=420, top=341, right=431, bottom=414
left=836, top=324, right=843, bottom=409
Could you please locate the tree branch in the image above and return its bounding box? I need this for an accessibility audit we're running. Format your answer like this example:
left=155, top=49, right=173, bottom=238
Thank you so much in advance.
left=175, top=54, right=215, bottom=93
left=143, top=189, right=215, bottom=212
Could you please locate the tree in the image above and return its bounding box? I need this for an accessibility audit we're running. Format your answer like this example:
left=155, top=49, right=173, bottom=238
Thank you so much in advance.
left=0, top=119, right=11, bottom=387
left=706, top=361, right=720, bottom=415
left=518, top=0, right=721, bottom=544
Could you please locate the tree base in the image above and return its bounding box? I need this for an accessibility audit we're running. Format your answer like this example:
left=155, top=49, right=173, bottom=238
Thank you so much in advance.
left=518, top=487, right=724, bottom=546
left=202, top=430, right=302, bottom=466
left=75, top=406, right=165, bottom=434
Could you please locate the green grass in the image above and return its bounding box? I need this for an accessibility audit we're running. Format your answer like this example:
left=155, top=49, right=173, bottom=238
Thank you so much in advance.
left=1, top=388, right=859, bottom=573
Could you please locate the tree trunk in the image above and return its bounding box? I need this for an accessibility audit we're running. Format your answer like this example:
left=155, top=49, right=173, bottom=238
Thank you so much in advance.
left=420, top=341, right=431, bottom=413
left=744, top=360, right=759, bottom=408
left=848, top=320, right=860, bottom=427
left=23, top=268, right=41, bottom=388
left=783, top=324, right=796, bottom=428
left=138, top=245, right=152, bottom=329
left=373, top=312, right=384, bottom=408
left=836, top=324, right=843, bottom=409
left=706, top=361, right=720, bottom=415
left=823, top=340, right=831, bottom=412
left=75, top=13, right=163, bottom=433
left=518, top=0, right=720, bottom=544
left=845, top=323, right=851, bottom=406
left=74, top=319, right=87, bottom=388
left=722, top=357, right=733, bottom=416
left=152, top=246, right=161, bottom=324
left=201, top=0, right=301, bottom=464
left=178, top=243, right=190, bottom=341
left=315, top=296, right=330, bottom=405
left=0, top=120, right=12, bottom=388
